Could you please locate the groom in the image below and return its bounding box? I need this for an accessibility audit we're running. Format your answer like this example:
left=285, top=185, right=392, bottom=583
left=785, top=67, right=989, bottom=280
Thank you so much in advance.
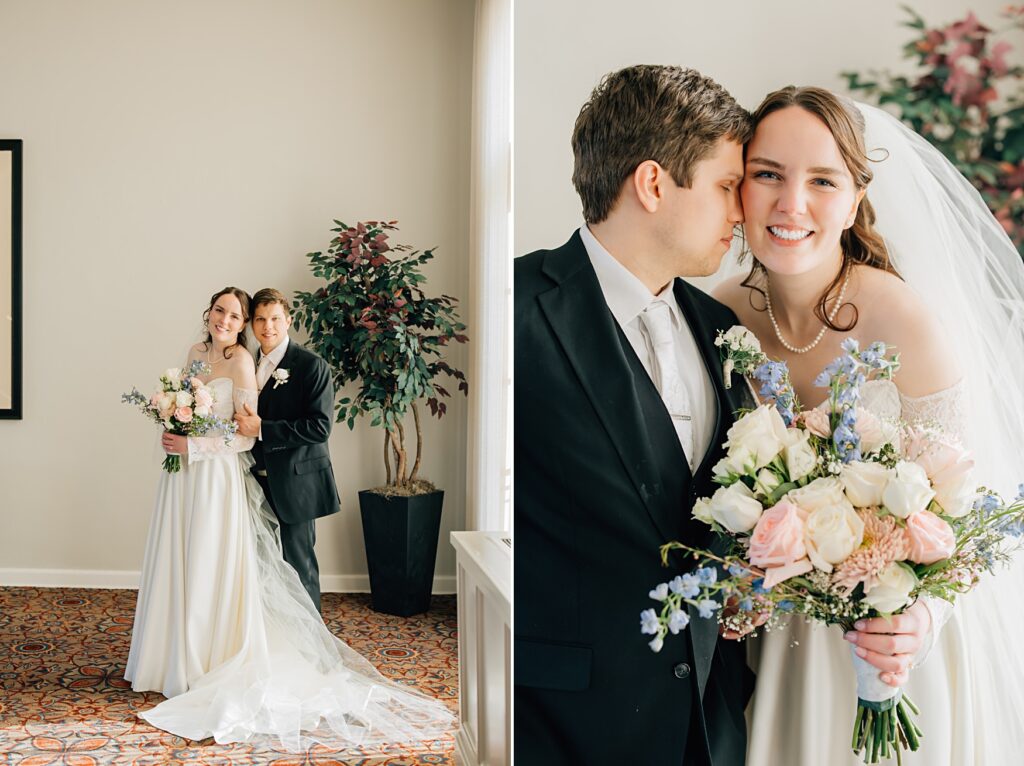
left=234, top=287, right=340, bottom=613
left=515, top=66, right=755, bottom=765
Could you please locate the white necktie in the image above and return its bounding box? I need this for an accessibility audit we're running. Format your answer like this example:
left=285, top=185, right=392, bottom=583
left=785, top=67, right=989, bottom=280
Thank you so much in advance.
left=640, top=299, right=693, bottom=464
left=257, top=354, right=274, bottom=391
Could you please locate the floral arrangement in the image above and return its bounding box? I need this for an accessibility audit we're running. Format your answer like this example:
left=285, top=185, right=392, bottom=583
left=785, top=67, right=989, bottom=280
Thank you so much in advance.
left=293, top=221, right=468, bottom=494
left=641, top=327, right=1024, bottom=764
left=122, top=361, right=236, bottom=472
left=843, top=6, right=1024, bottom=253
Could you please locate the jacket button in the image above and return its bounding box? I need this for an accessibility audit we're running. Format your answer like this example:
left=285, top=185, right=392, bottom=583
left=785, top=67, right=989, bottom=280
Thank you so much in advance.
left=673, top=662, right=691, bottom=679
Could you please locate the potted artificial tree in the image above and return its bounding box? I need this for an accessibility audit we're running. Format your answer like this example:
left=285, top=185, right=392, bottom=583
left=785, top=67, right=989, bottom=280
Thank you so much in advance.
left=293, top=220, right=468, bottom=616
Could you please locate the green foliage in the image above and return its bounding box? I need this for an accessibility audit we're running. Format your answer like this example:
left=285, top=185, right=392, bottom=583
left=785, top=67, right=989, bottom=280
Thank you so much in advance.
left=293, top=220, right=468, bottom=489
left=843, top=5, right=1024, bottom=253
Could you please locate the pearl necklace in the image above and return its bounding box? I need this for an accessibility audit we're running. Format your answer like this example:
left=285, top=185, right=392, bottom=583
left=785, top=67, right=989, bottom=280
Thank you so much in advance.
left=765, top=271, right=850, bottom=354
left=207, top=345, right=228, bottom=365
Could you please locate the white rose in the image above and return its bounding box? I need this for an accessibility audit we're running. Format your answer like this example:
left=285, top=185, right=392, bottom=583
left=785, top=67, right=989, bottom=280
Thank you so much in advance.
left=175, top=390, right=194, bottom=408
left=692, top=497, right=713, bottom=525
left=722, top=325, right=762, bottom=353
left=840, top=462, right=892, bottom=508
left=785, top=477, right=846, bottom=513
left=708, top=482, right=764, bottom=534
left=933, top=474, right=975, bottom=519
left=783, top=429, right=818, bottom=483
left=712, top=456, right=735, bottom=483
left=725, top=405, right=789, bottom=471
left=194, top=404, right=211, bottom=418
left=754, top=467, right=782, bottom=498
left=156, top=393, right=174, bottom=412
left=804, top=500, right=864, bottom=572
left=863, top=562, right=917, bottom=614
left=883, top=461, right=936, bottom=519
left=164, top=367, right=182, bottom=382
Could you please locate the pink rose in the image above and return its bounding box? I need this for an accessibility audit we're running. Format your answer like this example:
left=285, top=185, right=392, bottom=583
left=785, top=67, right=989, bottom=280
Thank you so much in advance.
left=854, top=407, right=885, bottom=453
left=194, top=388, right=214, bottom=409
left=748, top=501, right=814, bottom=586
left=801, top=408, right=832, bottom=438
left=905, top=510, right=956, bottom=565
left=174, top=406, right=193, bottom=424
left=904, top=427, right=975, bottom=517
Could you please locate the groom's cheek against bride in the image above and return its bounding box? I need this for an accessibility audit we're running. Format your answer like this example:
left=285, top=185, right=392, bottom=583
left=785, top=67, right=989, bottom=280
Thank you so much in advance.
left=659, top=138, right=745, bottom=278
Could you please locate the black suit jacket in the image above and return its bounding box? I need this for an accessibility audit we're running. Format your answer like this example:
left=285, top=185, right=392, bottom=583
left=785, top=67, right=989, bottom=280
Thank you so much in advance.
left=252, top=340, right=341, bottom=524
left=514, top=231, right=754, bottom=766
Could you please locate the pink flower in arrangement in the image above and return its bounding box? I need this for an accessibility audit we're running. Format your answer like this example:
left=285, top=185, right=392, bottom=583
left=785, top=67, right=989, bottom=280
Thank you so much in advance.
left=832, top=508, right=910, bottom=596
left=174, top=406, right=193, bottom=424
left=193, top=388, right=214, bottom=409
left=905, top=510, right=956, bottom=565
left=748, top=501, right=814, bottom=588
left=801, top=408, right=832, bottom=438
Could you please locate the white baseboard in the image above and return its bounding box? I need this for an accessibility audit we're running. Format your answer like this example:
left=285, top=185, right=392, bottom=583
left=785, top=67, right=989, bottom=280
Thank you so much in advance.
left=0, top=569, right=456, bottom=594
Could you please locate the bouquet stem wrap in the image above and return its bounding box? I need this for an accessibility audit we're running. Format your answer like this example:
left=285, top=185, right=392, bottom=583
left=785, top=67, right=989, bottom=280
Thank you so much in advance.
left=850, top=646, right=921, bottom=764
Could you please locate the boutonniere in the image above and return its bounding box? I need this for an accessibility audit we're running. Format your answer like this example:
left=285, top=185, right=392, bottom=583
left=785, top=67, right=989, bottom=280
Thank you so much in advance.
left=271, top=369, right=290, bottom=389
left=714, top=325, right=764, bottom=390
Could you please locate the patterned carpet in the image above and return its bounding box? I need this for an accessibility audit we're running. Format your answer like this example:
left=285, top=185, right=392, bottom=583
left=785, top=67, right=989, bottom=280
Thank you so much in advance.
left=0, top=587, right=458, bottom=765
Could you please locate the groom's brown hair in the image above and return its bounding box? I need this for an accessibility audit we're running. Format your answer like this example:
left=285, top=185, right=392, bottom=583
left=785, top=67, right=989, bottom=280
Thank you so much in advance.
left=572, top=65, right=751, bottom=224
left=251, top=287, right=291, bottom=316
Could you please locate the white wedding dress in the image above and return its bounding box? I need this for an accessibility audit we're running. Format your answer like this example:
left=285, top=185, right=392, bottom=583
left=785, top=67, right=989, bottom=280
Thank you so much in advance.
left=746, top=378, right=1020, bottom=766
left=124, top=377, right=453, bottom=751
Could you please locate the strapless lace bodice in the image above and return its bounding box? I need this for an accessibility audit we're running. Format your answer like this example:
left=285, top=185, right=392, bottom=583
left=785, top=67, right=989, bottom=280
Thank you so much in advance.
left=187, top=378, right=257, bottom=460
left=853, top=378, right=967, bottom=442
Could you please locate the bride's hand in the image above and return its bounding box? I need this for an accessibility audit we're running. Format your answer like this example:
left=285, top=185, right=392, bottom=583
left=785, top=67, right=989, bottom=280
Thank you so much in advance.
left=843, top=600, right=933, bottom=687
left=162, top=433, right=187, bottom=455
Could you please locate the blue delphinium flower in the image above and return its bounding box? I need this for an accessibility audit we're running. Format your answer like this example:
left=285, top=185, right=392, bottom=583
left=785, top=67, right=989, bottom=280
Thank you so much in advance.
left=974, top=494, right=1000, bottom=517
left=1017, top=484, right=1024, bottom=502
left=841, top=338, right=860, bottom=354
left=778, top=600, right=795, bottom=612
left=670, top=573, right=701, bottom=599
left=1003, top=519, right=1024, bottom=538
left=728, top=563, right=750, bottom=577
left=814, top=369, right=833, bottom=388
left=752, top=578, right=771, bottom=595
left=668, top=609, right=691, bottom=634
left=697, top=599, right=719, bottom=619
left=640, top=608, right=660, bottom=635
left=833, top=423, right=862, bottom=464
left=739, top=597, right=754, bottom=612
left=696, top=567, right=718, bottom=586
left=648, top=583, right=669, bottom=601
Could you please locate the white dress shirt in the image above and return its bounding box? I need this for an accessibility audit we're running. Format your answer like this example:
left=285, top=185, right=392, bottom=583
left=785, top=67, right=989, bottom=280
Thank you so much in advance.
left=580, top=225, right=716, bottom=468
left=256, top=335, right=290, bottom=441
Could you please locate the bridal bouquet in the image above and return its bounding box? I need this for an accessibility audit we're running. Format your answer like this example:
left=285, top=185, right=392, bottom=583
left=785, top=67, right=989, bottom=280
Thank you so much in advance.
left=121, top=361, right=236, bottom=473
left=640, top=327, right=1024, bottom=764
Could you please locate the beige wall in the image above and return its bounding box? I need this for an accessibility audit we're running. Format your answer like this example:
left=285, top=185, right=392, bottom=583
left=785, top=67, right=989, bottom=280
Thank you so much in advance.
left=0, top=0, right=474, bottom=586
left=515, top=0, right=1021, bottom=254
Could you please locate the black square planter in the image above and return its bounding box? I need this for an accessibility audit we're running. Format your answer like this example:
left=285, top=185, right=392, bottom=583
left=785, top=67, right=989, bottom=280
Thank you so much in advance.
left=358, top=489, right=444, bottom=617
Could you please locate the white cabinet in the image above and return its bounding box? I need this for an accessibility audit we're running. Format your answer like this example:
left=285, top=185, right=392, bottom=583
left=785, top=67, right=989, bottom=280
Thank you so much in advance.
left=451, top=531, right=511, bottom=766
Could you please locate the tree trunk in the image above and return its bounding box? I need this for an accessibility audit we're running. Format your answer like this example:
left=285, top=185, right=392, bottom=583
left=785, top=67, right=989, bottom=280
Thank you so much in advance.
left=389, top=425, right=407, bottom=486
left=395, top=417, right=408, bottom=484
left=410, top=401, right=423, bottom=482
left=383, top=428, right=392, bottom=486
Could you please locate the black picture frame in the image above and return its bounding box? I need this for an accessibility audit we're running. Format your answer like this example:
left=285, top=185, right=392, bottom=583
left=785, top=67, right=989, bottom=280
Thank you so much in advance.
left=0, top=139, right=22, bottom=420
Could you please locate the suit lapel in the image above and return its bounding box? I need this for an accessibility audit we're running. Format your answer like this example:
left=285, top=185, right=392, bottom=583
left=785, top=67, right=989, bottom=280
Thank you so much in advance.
left=537, top=233, right=677, bottom=542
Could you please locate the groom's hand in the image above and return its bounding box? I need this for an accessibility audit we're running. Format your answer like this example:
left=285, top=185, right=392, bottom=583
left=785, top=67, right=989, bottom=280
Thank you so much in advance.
left=234, top=403, right=261, bottom=438
left=843, top=600, right=933, bottom=688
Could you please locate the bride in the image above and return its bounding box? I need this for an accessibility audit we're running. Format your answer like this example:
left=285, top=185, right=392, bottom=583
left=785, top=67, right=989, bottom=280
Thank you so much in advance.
left=124, top=286, right=453, bottom=751
left=712, top=87, right=1024, bottom=764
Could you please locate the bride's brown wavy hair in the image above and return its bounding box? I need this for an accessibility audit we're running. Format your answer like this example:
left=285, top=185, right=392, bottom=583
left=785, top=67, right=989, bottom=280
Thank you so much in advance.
left=741, top=86, right=899, bottom=332
left=202, top=286, right=251, bottom=358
